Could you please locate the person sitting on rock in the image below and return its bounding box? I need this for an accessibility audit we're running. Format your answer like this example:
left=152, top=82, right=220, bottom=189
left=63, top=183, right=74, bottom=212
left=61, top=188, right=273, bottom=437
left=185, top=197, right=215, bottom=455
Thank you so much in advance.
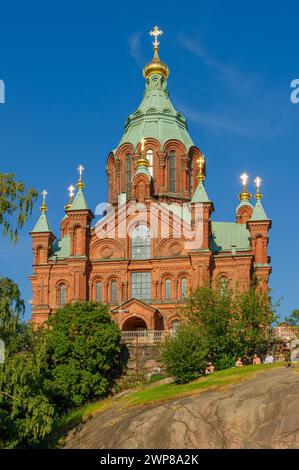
left=205, top=362, right=215, bottom=375
left=235, top=357, right=243, bottom=367
left=252, top=354, right=261, bottom=365
left=264, top=353, right=274, bottom=364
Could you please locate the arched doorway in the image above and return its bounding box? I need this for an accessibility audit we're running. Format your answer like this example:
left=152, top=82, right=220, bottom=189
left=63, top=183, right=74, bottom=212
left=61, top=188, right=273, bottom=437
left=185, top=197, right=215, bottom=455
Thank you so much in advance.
left=122, top=316, right=148, bottom=331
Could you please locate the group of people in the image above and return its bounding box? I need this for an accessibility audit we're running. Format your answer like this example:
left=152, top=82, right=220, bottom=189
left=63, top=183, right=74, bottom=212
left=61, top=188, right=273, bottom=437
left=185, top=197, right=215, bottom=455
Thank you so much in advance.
left=235, top=348, right=295, bottom=368
left=235, top=354, right=266, bottom=367
left=204, top=347, right=296, bottom=375
left=235, top=353, right=273, bottom=367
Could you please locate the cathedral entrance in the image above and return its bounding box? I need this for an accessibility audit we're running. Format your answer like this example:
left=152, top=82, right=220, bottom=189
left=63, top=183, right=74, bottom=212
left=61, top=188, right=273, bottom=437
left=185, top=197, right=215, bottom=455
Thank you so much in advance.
left=122, top=316, right=148, bottom=331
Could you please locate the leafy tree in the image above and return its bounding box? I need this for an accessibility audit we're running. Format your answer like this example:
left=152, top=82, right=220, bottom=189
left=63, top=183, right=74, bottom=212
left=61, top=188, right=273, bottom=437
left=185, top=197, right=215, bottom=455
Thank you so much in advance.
left=285, top=309, right=299, bottom=327
left=0, top=277, right=54, bottom=448
left=168, top=282, right=278, bottom=374
left=183, top=285, right=235, bottom=368
left=160, top=323, right=208, bottom=384
left=0, top=333, right=54, bottom=448
left=0, top=173, right=37, bottom=243
left=230, top=284, right=278, bottom=358
left=43, top=302, right=123, bottom=411
left=0, top=276, right=27, bottom=350
left=0, top=297, right=123, bottom=448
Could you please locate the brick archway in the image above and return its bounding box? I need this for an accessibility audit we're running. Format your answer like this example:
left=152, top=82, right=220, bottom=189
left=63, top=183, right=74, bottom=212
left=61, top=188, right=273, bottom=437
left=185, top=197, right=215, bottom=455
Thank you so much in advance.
left=122, top=316, right=148, bottom=331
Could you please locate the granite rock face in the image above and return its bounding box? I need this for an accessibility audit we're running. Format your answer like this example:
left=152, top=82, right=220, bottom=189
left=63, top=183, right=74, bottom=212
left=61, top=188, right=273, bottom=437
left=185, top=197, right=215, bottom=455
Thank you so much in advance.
left=64, top=368, right=299, bottom=449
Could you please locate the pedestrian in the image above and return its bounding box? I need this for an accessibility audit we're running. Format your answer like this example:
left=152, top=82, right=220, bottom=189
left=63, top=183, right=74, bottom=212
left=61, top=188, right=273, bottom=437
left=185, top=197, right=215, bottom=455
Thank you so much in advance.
left=282, top=342, right=292, bottom=368
left=252, top=354, right=261, bottom=365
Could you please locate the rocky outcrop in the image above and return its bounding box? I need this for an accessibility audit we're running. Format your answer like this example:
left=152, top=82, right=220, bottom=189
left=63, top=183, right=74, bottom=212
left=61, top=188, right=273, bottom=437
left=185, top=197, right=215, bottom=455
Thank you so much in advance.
left=64, top=368, right=299, bottom=449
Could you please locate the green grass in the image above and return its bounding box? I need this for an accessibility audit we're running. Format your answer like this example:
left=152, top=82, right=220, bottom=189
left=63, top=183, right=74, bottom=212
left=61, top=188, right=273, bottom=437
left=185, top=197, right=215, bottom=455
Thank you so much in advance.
left=121, top=363, right=282, bottom=407
left=48, top=362, right=293, bottom=447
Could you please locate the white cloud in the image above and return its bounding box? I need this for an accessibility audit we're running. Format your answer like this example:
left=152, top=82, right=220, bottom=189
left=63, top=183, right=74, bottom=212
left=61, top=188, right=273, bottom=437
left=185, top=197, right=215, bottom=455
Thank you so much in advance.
left=178, top=34, right=257, bottom=94
left=127, top=31, right=145, bottom=66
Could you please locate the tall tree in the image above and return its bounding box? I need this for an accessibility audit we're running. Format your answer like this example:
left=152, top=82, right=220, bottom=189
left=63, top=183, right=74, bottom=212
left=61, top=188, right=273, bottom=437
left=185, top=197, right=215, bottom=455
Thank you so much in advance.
left=285, top=309, right=299, bottom=327
left=0, top=173, right=37, bottom=243
left=43, top=302, right=123, bottom=411
left=0, top=276, right=27, bottom=350
left=178, top=283, right=278, bottom=369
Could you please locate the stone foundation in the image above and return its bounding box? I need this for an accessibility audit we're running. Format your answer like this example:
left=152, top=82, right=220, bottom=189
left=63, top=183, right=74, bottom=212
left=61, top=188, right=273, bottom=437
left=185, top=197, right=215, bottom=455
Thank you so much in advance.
left=121, top=343, right=165, bottom=385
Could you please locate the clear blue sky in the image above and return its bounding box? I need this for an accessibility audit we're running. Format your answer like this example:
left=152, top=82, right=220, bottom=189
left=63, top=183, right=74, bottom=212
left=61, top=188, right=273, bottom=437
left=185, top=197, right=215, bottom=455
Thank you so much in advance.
left=0, top=0, right=298, bottom=320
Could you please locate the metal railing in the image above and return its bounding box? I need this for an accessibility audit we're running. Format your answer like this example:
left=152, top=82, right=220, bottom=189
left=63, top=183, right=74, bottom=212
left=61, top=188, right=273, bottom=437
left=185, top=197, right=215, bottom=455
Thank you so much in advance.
left=121, top=330, right=172, bottom=344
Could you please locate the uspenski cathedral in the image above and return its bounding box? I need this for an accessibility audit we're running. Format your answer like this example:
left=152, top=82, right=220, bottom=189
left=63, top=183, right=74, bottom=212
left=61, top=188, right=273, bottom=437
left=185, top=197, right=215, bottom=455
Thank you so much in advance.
left=30, top=27, right=271, bottom=332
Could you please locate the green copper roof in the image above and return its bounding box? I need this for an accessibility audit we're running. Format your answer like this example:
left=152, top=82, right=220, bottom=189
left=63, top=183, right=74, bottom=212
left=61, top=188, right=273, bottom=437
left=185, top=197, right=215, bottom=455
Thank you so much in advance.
left=191, top=181, right=210, bottom=203
left=31, top=212, right=52, bottom=233
left=49, top=235, right=70, bottom=260
left=250, top=201, right=269, bottom=221
left=70, top=189, right=88, bottom=210
left=211, top=221, right=250, bottom=252
left=236, top=198, right=253, bottom=214
left=117, top=73, right=194, bottom=151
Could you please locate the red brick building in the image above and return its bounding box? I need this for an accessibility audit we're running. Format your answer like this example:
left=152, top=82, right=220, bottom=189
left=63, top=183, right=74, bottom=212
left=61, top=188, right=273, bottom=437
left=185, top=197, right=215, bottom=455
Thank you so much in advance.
left=30, top=28, right=272, bottom=331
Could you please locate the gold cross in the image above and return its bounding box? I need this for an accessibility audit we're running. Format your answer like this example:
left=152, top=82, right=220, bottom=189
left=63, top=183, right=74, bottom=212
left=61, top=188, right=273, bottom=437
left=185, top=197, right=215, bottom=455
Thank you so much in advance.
left=254, top=176, right=261, bottom=189
left=68, top=185, right=75, bottom=198
left=149, top=26, right=163, bottom=47
left=77, top=164, right=84, bottom=180
left=240, top=172, right=248, bottom=187
left=41, top=189, right=47, bottom=204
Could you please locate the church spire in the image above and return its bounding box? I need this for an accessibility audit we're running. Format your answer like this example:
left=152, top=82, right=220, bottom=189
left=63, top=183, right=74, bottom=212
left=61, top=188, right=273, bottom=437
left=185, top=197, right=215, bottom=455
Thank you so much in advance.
left=239, top=173, right=251, bottom=202
left=143, top=26, right=169, bottom=80
left=118, top=27, right=193, bottom=151
left=70, top=165, right=89, bottom=210
left=251, top=177, right=270, bottom=221
left=31, top=190, right=52, bottom=233
left=64, top=185, right=75, bottom=212
left=191, top=154, right=211, bottom=203
left=236, top=173, right=253, bottom=223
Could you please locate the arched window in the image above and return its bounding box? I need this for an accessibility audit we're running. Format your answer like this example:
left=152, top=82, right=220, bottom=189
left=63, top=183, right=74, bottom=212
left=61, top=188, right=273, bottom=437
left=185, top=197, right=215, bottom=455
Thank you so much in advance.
left=165, top=278, right=171, bottom=299
left=132, top=225, right=151, bottom=259
left=59, top=284, right=67, bottom=305
left=220, top=277, right=228, bottom=296
left=169, top=151, right=176, bottom=192
left=146, top=150, right=154, bottom=177
left=171, top=320, right=180, bottom=335
left=181, top=278, right=187, bottom=299
left=126, top=154, right=131, bottom=195
left=110, top=280, right=117, bottom=303
left=95, top=281, right=102, bottom=302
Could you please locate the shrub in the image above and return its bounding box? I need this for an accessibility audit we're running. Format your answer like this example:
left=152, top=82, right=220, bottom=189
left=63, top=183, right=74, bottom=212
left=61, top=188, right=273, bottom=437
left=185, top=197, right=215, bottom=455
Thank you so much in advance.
left=160, top=324, right=208, bottom=384
left=44, top=302, right=123, bottom=411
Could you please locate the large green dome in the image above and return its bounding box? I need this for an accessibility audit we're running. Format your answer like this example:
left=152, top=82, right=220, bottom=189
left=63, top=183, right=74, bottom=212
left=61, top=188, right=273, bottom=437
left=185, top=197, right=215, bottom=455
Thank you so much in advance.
left=117, top=72, right=194, bottom=151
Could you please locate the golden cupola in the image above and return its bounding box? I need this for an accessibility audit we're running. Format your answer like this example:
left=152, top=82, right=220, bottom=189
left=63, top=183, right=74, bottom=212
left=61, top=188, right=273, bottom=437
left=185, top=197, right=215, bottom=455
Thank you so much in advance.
left=143, top=26, right=169, bottom=80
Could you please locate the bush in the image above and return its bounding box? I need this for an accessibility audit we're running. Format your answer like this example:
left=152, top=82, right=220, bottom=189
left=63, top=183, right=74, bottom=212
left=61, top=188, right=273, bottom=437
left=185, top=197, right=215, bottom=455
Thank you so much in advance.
left=0, top=298, right=123, bottom=448
left=160, top=324, right=208, bottom=384
left=214, top=352, right=236, bottom=370
left=44, top=302, right=123, bottom=411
